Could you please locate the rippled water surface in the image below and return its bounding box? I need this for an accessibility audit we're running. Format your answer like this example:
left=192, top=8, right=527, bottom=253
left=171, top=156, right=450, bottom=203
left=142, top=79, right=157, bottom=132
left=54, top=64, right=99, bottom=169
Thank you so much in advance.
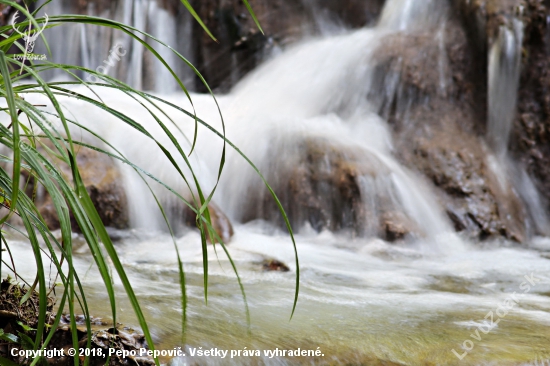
left=6, top=225, right=550, bottom=365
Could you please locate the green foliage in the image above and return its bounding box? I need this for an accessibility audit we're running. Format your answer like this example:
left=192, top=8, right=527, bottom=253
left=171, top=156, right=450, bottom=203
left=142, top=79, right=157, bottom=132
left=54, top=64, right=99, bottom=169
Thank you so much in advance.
left=0, top=0, right=299, bottom=364
left=0, top=329, right=19, bottom=343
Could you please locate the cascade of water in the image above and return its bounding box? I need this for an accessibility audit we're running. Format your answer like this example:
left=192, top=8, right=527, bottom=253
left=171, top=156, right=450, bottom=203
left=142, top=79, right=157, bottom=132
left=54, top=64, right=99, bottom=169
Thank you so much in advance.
left=377, top=0, right=447, bottom=32
left=147, top=1, right=178, bottom=93
left=487, top=19, right=524, bottom=159
left=486, top=18, right=549, bottom=233
left=21, top=0, right=463, bottom=249
left=514, top=166, right=550, bottom=237
left=33, top=0, right=194, bottom=91
left=129, top=0, right=458, bottom=246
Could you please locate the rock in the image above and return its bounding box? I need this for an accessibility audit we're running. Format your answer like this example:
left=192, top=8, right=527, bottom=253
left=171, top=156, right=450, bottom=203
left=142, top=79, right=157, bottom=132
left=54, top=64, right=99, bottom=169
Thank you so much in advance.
left=400, top=104, right=526, bottom=242
left=371, top=6, right=529, bottom=242
left=36, top=145, right=129, bottom=231
left=262, top=259, right=290, bottom=272
left=184, top=201, right=234, bottom=244
left=0, top=280, right=154, bottom=365
left=509, top=0, right=550, bottom=226
left=381, top=211, right=417, bottom=242
left=242, top=137, right=420, bottom=239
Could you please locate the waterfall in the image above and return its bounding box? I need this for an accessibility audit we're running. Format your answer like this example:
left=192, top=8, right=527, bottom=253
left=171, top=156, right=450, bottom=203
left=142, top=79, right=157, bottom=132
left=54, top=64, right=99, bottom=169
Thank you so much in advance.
left=17, top=0, right=467, bottom=251
left=34, top=0, right=195, bottom=92
left=10, top=0, right=544, bottom=247
left=485, top=17, right=550, bottom=234
left=515, top=166, right=550, bottom=237
left=487, top=19, right=524, bottom=159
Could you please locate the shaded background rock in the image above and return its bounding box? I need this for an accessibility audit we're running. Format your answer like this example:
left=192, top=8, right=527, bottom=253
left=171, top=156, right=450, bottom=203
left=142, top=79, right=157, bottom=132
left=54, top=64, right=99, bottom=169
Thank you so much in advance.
left=510, top=0, right=550, bottom=218
left=191, top=0, right=385, bottom=91
left=453, top=0, right=523, bottom=46
left=0, top=1, right=21, bottom=26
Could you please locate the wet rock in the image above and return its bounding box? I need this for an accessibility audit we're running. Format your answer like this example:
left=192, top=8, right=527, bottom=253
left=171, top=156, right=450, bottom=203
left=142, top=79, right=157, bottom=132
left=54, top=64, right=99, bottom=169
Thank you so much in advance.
left=183, top=201, right=234, bottom=244
left=509, top=1, right=550, bottom=221
left=36, top=145, right=129, bottom=231
left=372, top=17, right=485, bottom=133
left=452, top=0, right=523, bottom=46
left=372, top=6, right=530, bottom=242
left=242, top=137, right=421, bottom=240
left=243, top=137, right=367, bottom=235
left=381, top=212, right=417, bottom=242
left=401, top=104, right=526, bottom=242
left=451, top=0, right=550, bottom=237
left=262, top=259, right=290, bottom=272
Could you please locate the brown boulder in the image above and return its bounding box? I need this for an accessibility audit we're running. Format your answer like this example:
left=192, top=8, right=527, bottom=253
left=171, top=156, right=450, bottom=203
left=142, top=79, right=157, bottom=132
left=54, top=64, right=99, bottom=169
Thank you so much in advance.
left=400, top=104, right=526, bottom=242
left=183, top=200, right=234, bottom=244
left=242, top=137, right=420, bottom=240
left=262, top=259, right=290, bottom=272
left=381, top=211, right=419, bottom=242
left=371, top=6, right=530, bottom=242
left=36, top=145, right=129, bottom=231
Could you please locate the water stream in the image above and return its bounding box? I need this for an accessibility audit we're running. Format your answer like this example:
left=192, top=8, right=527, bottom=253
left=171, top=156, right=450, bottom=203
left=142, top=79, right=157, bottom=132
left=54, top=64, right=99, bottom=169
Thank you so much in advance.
left=487, top=19, right=524, bottom=160
left=4, top=0, right=550, bottom=365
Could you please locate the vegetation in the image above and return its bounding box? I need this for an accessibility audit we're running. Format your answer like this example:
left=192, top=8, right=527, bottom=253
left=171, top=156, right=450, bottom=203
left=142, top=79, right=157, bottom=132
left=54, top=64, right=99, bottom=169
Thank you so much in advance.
left=0, top=0, right=298, bottom=364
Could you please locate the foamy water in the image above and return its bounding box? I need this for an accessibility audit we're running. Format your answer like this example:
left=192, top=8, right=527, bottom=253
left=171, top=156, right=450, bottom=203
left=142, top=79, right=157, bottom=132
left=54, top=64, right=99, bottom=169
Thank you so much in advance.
left=4, top=224, right=550, bottom=365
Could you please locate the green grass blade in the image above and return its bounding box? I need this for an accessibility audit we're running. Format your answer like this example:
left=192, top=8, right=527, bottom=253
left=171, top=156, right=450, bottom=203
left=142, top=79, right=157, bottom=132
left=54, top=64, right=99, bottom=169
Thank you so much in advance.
left=242, top=0, right=264, bottom=34
left=179, top=0, right=218, bottom=42
left=144, top=93, right=301, bottom=318
left=0, top=51, right=21, bottom=221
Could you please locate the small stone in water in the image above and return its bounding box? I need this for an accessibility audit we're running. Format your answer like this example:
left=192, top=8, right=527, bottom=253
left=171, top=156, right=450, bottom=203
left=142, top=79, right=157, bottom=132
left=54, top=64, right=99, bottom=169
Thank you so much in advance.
left=262, top=259, right=290, bottom=272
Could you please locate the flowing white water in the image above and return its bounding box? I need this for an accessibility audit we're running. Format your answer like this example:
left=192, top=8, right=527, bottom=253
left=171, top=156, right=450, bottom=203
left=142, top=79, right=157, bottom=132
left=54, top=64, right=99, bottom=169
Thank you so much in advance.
left=26, top=0, right=459, bottom=250
left=485, top=18, right=550, bottom=236
left=487, top=19, right=524, bottom=159
left=34, top=0, right=195, bottom=91
left=3, top=0, right=550, bottom=365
